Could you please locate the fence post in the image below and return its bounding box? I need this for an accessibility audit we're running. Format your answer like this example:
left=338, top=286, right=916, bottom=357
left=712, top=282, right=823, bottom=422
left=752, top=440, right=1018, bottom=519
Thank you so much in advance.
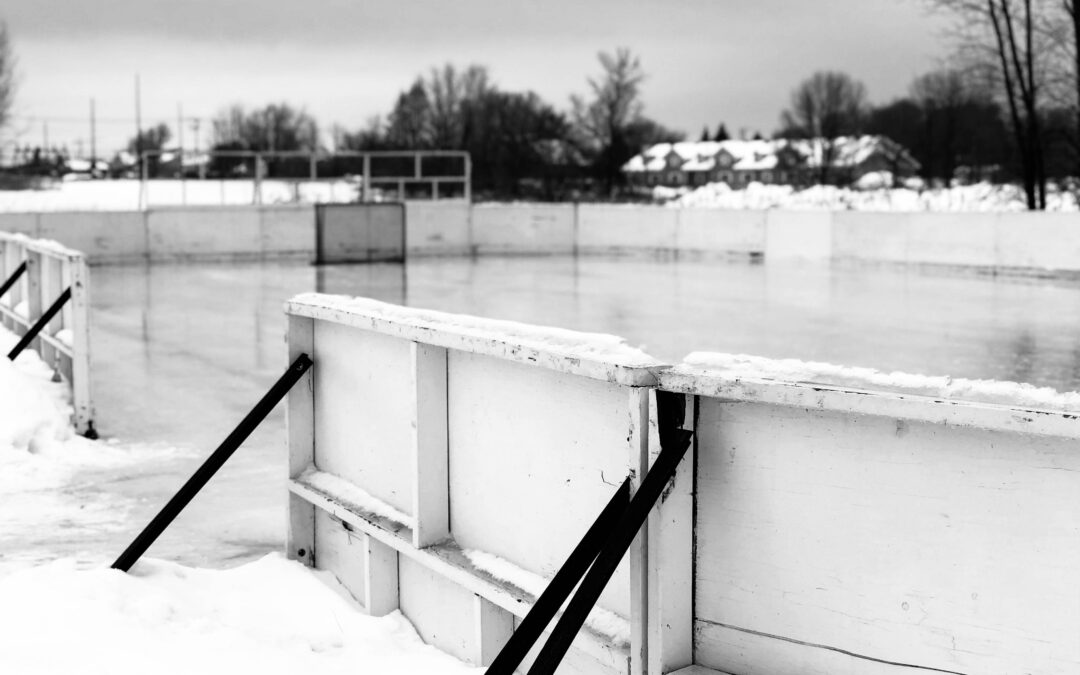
left=70, top=257, right=94, bottom=436
left=363, top=154, right=372, bottom=203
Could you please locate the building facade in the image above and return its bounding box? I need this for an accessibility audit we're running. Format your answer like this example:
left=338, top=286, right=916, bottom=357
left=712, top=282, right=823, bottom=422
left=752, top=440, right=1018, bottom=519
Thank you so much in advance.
left=622, top=136, right=919, bottom=188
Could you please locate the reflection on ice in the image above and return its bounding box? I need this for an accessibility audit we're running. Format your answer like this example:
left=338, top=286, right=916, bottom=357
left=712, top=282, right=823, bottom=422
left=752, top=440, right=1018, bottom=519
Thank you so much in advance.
left=58, top=256, right=1080, bottom=570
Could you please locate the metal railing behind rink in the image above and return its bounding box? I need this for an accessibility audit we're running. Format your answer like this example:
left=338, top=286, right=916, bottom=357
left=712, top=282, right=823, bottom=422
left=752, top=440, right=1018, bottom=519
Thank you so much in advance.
left=0, top=233, right=94, bottom=436
left=137, top=149, right=471, bottom=208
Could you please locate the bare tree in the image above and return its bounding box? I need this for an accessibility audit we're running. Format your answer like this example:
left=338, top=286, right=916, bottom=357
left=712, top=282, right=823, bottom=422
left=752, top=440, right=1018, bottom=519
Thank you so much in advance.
left=571, top=48, right=647, bottom=194
left=426, top=64, right=490, bottom=148
left=778, top=71, right=868, bottom=183
left=931, top=0, right=1048, bottom=208
left=386, top=79, right=431, bottom=148
left=0, top=20, right=17, bottom=135
left=911, top=69, right=969, bottom=182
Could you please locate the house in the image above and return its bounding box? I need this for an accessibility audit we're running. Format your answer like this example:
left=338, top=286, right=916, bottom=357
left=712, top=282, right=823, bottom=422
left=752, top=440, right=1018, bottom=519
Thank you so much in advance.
left=622, top=135, right=919, bottom=188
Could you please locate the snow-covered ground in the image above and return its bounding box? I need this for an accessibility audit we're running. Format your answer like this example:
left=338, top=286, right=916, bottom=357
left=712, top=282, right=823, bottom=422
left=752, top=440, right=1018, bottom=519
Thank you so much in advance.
left=0, top=326, right=478, bottom=674
left=665, top=180, right=1080, bottom=211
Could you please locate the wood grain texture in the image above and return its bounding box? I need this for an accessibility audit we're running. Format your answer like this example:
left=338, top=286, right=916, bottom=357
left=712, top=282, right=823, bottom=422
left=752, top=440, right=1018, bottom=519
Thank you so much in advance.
left=312, top=321, right=413, bottom=515
left=446, top=351, right=635, bottom=620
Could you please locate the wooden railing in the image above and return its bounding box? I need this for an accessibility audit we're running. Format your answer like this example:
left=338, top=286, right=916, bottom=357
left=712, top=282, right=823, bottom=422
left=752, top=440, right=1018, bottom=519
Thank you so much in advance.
left=0, top=233, right=94, bottom=435
left=286, top=295, right=1080, bottom=675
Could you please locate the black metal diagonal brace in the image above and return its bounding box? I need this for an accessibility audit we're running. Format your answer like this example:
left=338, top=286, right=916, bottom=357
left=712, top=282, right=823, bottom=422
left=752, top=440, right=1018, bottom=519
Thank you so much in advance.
left=0, top=261, right=27, bottom=301
left=8, top=287, right=72, bottom=360
left=485, top=478, right=631, bottom=675
left=111, top=353, right=314, bottom=572
left=524, top=392, right=692, bottom=675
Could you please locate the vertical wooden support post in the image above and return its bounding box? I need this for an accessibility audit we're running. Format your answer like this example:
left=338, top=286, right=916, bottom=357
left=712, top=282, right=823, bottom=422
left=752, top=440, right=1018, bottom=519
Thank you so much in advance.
left=414, top=154, right=422, bottom=179
left=647, top=392, right=695, bottom=674
left=411, top=342, right=450, bottom=548
left=25, top=251, right=42, bottom=348
left=70, top=257, right=94, bottom=435
left=287, top=313, right=316, bottom=566
left=627, top=386, right=650, bottom=675
left=472, top=595, right=514, bottom=666
left=363, top=533, right=400, bottom=616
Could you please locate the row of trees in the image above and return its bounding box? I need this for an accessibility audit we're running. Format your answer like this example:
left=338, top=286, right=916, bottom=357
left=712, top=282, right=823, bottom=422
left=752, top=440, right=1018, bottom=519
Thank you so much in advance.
left=115, top=50, right=680, bottom=198
left=333, top=51, right=681, bottom=197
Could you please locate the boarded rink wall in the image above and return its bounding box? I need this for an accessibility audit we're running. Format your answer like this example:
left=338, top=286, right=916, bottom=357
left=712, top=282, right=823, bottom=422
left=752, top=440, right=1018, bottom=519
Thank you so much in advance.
left=285, top=294, right=670, bottom=674
left=0, top=206, right=316, bottom=264
left=287, top=295, right=1080, bottom=675
left=4, top=201, right=1080, bottom=273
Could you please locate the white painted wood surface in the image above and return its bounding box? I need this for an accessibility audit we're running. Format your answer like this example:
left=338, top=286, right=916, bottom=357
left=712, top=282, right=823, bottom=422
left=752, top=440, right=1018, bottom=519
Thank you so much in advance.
left=692, top=397, right=1080, bottom=675
left=410, top=342, right=449, bottom=548
left=312, top=321, right=414, bottom=515
left=647, top=393, right=694, bottom=675
left=286, top=314, right=315, bottom=566
left=286, top=296, right=668, bottom=387
left=473, top=595, right=514, bottom=666
left=661, top=365, right=1080, bottom=439
left=446, top=350, right=636, bottom=620
left=0, top=233, right=93, bottom=434
left=363, top=533, right=399, bottom=616
left=627, top=387, right=650, bottom=675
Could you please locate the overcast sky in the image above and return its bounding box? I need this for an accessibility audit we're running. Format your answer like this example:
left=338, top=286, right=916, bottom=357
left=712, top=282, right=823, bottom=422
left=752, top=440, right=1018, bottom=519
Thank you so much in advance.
left=3, top=0, right=953, bottom=154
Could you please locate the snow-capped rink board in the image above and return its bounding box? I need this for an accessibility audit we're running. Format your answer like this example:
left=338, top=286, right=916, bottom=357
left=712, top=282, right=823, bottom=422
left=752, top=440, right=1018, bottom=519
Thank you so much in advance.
left=285, top=294, right=662, bottom=673
left=659, top=355, right=1080, bottom=674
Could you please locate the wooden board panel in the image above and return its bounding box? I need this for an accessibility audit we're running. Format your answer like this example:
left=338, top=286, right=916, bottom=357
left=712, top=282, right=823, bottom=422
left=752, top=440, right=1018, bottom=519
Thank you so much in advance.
left=693, top=398, right=1080, bottom=675
left=313, top=321, right=413, bottom=515
left=446, top=351, right=635, bottom=620
left=314, top=508, right=368, bottom=605
left=398, top=556, right=480, bottom=664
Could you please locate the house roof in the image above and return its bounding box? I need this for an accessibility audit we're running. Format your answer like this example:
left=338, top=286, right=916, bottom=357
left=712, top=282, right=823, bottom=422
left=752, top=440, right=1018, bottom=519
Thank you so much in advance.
left=622, top=135, right=919, bottom=173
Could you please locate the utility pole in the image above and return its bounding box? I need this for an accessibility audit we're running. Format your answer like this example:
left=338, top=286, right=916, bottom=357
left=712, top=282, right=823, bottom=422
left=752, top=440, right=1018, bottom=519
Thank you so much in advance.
left=178, top=102, right=186, bottom=204
left=135, top=73, right=145, bottom=208
left=90, top=98, right=97, bottom=177
left=134, top=74, right=142, bottom=169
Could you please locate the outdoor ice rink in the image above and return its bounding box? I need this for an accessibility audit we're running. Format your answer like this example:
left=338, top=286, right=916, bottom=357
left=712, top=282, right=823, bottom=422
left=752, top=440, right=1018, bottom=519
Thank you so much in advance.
left=21, top=254, right=1071, bottom=573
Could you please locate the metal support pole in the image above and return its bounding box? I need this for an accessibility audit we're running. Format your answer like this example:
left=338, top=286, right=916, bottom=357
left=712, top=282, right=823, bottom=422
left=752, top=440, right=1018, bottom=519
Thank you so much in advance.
left=8, top=287, right=71, bottom=360
left=111, top=354, right=314, bottom=572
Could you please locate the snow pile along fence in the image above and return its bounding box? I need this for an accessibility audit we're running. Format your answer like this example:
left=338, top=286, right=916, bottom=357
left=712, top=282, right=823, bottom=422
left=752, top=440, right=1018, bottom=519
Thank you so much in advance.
left=286, top=296, right=1080, bottom=675
left=0, top=233, right=93, bottom=435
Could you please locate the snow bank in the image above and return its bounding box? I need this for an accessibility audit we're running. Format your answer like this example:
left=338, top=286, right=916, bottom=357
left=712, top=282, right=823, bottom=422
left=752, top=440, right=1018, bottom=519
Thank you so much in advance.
left=681, top=352, right=1080, bottom=412
left=0, top=554, right=479, bottom=675
left=463, top=549, right=630, bottom=646
left=290, top=294, right=664, bottom=368
left=669, top=181, right=1080, bottom=212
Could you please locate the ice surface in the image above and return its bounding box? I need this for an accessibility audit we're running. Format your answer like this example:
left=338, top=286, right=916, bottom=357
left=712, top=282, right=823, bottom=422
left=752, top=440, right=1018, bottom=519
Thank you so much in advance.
left=0, top=554, right=480, bottom=675
left=681, top=352, right=1080, bottom=411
